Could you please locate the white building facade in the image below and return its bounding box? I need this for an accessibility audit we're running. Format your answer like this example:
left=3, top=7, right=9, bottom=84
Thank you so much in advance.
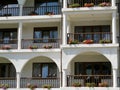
left=0, top=0, right=119, bottom=90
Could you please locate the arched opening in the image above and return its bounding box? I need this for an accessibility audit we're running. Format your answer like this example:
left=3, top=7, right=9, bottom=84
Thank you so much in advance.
left=21, top=56, right=60, bottom=88
left=67, top=52, right=112, bottom=87
left=0, top=57, right=16, bottom=88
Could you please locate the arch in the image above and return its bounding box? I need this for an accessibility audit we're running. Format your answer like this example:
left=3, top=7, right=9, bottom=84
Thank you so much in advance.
left=21, top=55, right=60, bottom=73
left=65, top=51, right=113, bottom=69
left=0, top=57, right=17, bottom=77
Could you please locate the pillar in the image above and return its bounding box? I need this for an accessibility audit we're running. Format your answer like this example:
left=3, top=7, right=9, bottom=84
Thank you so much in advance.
left=62, top=69, right=67, bottom=87
left=19, top=4, right=23, bottom=16
left=113, top=69, right=117, bottom=87
left=112, top=11, right=117, bottom=44
left=63, top=14, right=67, bottom=45
left=63, top=0, right=67, bottom=8
left=112, top=0, right=116, bottom=7
left=18, top=22, right=22, bottom=50
left=16, top=72, right=21, bottom=88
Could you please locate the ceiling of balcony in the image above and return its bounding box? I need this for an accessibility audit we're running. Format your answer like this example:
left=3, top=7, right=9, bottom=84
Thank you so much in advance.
left=68, top=13, right=112, bottom=21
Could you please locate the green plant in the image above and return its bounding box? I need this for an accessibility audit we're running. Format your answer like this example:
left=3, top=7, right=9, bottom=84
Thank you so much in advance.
left=27, top=83, right=37, bottom=90
left=42, top=84, right=52, bottom=89
left=99, top=40, right=112, bottom=43
left=72, top=82, right=81, bottom=87
left=43, top=45, right=52, bottom=49
left=29, top=45, right=38, bottom=49
left=0, top=84, right=9, bottom=90
left=86, top=83, right=96, bottom=87
left=69, top=39, right=79, bottom=44
left=69, top=3, right=80, bottom=8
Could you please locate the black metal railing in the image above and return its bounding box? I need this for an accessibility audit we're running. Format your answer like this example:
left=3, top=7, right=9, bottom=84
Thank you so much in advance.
left=67, top=0, right=111, bottom=8
left=20, top=77, right=60, bottom=88
left=23, top=5, right=62, bottom=16
left=21, top=38, right=61, bottom=49
left=67, top=75, right=113, bottom=87
left=67, top=32, right=112, bottom=44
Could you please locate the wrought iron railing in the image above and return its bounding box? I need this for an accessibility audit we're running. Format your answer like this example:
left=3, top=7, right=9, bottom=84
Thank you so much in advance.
left=20, top=77, right=60, bottom=88
left=21, top=39, right=61, bottom=49
left=68, top=0, right=111, bottom=8
left=67, top=32, right=112, bottom=44
left=67, top=75, right=113, bottom=87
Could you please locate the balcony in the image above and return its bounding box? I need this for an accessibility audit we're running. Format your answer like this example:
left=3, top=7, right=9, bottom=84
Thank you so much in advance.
left=67, top=0, right=111, bottom=8
left=0, top=77, right=60, bottom=88
left=0, top=5, right=62, bottom=17
left=67, top=75, right=113, bottom=87
left=67, top=32, right=112, bottom=44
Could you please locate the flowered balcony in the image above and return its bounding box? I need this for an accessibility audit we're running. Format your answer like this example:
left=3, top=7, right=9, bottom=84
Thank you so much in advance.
left=67, top=32, right=112, bottom=44
left=67, top=75, right=113, bottom=87
left=67, top=0, right=111, bottom=8
left=0, top=5, right=62, bottom=17
left=21, top=39, right=61, bottom=49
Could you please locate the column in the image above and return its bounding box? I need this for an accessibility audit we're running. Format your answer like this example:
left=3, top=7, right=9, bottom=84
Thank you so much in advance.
left=112, top=11, right=117, bottom=44
left=113, top=69, right=117, bottom=87
left=16, top=72, right=21, bottom=88
left=19, top=4, right=23, bottom=16
left=62, top=14, right=67, bottom=45
left=18, top=22, right=22, bottom=50
left=62, top=69, right=67, bottom=87
left=112, top=0, right=116, bottom=7
left=63, top=0, right=67, bottom=8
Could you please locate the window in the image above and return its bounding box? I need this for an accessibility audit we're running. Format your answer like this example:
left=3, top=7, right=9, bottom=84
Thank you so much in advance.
left=75, top=62, right=111, bottom=75
left=0, top=63, right=16, bottom=77
left=33, top=63, right=57, bottom=78
left=74, top=25, right=110, bottom=43
left=0, top=29, right=17, bottom=44
left=34, top=27, right=58, bottom=43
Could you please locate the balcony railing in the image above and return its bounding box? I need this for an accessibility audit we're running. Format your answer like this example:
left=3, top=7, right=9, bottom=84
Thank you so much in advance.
left=0, top=5, right=62, bottom=16
left=0, top=7, right=19, bottom=16
left=0, top=39, right=18, bottom=49
left=20, top=77, right=60, bottom=88
left=68, top=0, right=111, bottom=8
left=21, top=39, right=61, bottom=49
left=67, top=32, right=112, bottom=44
left=0, top=77, right=16, bottom=88
left=23, top=5, right=62, bottom=16
left=67, top=75, right=113, bottom=87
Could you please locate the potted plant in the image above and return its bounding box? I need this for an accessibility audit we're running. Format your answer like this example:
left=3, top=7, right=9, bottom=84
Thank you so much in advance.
left=68, top=39, right=79, bottom=44
left=69, top=3, right=80, bottom=8
left=44, top=12, right=54, bottom=15
left=43, top=45, right=52, bottom=49
left=72, top=82, right=81, bottom=87
left=0, top=84, right=9, bottom=90
left=86, top=83, right=96, bottom=87
left=27, top=83, right=37, bottom=90
left=2, top=45, right=11, bottom=50
left=29, top=45, right=38, bottom=49
left=29, top=11, right=38, bottom=15
left=99, top=40, right=112, bottom=43
left=99, top=2, right=111, bottom=7
left=84, top=3, right=94, bottom=7
left=98, top=82, right=108, bottom=87
left=42, top=84, right=52, bottom=90
left=83, top=40, right=94, bottom=44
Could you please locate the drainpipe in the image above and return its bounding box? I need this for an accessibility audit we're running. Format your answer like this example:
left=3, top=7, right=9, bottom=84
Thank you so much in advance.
left=117, top=0, right=120, bottom=87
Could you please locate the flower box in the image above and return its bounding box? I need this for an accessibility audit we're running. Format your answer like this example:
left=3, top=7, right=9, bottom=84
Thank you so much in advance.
left=2, top=45, right=11, bottom=50
left=27, top=83, right=37, bottom=90
left=29, top=46, right=38, bottom=49
left=69, top=39, right=79, bottom=44
left=99, top=2, right=111, bottom=7
left=69, top=3, right=80, bottom=8
left=72, top=82, right=81, bottom=87
left=99, top=40, right=112, bottom=44
left=84, top=3, right=94, bottom=7
left=83, top=40, right=93, bottom=44
left=98, top=82, right=108, bottom=87
left=43, top=45, right=52, bottom=49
